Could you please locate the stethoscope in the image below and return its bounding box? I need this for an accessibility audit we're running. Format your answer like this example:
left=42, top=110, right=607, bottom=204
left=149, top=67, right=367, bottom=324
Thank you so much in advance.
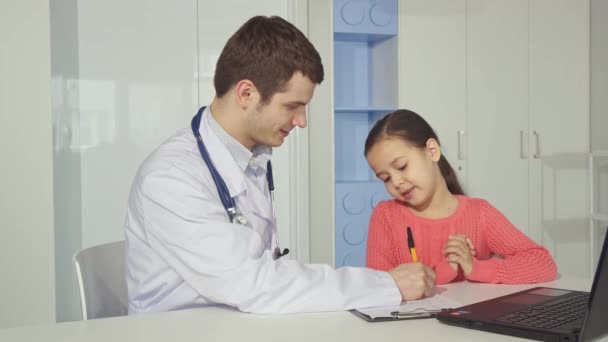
left=191, top=106, right=289, bottom=259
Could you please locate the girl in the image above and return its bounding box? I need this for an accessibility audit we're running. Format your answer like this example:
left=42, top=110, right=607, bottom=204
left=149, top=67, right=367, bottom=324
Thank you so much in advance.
left=364, top=109, right=557, bottom=284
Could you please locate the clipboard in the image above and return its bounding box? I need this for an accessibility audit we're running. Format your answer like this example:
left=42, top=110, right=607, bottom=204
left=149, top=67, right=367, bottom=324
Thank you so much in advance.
left=349, top=293, right=460, bottom=323
left=350, top=308, right=445, bottom=322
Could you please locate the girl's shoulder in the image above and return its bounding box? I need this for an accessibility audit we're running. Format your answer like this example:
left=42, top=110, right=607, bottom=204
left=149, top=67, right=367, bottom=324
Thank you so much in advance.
left=372, top=196, right=500, bottom=221
left=457, top=195, right=498, bottom=213
left=373, top=199, right=402, bottom=213
left=458, top=195, right=487, bottom=205
left=372, top=199, right=417, bottom=223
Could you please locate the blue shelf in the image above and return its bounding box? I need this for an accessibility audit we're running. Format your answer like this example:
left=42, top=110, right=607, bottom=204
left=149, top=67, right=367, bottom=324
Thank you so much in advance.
left=334, top=182, right=392, bottom=267
left=334, top=0, right=398, bottom=36
left=333, top=0, right=398, bottom=268
left=335, top=107, right=395, bottom=113
left=334, top=32, right=396, bottom=43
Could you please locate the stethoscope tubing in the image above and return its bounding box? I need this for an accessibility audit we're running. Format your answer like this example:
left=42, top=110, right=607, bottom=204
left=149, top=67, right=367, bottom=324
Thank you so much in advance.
left=190, top=106, right=273, bottom=223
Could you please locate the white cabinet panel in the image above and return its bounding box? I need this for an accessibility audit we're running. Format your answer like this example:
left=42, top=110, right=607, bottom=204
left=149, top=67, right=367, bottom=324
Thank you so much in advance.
left=466, top=0, right=530, bottom=235
left=529, top=0, right=590, bottom=276
left=530, top=0, right=589, bottom=156
left=399, top=0, right=468, bottom=189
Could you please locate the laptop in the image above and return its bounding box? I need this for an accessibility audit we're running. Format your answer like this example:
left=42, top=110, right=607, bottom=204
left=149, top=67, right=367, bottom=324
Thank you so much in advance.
left=436, top=229, right=608, bottom=342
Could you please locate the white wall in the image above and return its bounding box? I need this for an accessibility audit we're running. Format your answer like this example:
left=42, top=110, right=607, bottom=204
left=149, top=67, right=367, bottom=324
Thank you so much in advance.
left=307, top=0, right=336, bottom=265
left=591, top=0, right=608, bottom=152
left=0, top=0, right=56, bottom=329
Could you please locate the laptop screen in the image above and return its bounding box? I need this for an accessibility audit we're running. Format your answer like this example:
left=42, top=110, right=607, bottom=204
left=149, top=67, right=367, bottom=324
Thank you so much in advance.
left=580, top=229, right=608, bottom=341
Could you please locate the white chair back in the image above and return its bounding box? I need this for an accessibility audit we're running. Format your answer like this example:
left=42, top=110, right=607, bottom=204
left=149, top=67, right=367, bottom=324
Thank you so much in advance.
left=73, top=240, right=127, bottom=320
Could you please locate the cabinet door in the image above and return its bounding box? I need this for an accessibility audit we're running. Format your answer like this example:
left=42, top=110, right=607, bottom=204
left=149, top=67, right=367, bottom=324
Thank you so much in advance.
left=466, top=0, right=530, bottom=235
left=529, top=0, right=590, bottom=276
left=399, top=0, right=468, bottom=189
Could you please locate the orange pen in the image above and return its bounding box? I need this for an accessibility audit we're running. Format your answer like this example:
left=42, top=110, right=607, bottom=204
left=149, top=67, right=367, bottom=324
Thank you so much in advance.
left=406, top=226, right=418, bottom=262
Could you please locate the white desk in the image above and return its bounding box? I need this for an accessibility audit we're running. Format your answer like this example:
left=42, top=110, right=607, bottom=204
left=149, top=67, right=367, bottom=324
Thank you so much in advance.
left=1, top=276, right=604, bottom=342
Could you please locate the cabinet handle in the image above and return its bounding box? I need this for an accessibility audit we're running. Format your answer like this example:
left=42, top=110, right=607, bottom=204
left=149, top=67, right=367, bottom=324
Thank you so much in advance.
left=533, top=131, right=541, bottom=159
left=458, top=130, right=466, bottom=160
left=520, top=130, right=528, bottom=159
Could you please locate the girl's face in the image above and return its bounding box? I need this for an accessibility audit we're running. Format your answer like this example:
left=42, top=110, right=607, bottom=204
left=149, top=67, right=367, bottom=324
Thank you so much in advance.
left=366, top=137, right=443, bottom=209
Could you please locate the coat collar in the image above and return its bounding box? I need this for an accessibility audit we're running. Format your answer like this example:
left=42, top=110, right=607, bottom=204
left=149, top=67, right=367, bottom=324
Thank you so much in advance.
left=198, top=107, right=246, bottom=198
left=196, top=107, right=273, bottom=223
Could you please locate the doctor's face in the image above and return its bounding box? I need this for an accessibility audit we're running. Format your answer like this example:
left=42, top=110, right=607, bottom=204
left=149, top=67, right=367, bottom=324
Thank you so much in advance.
left=246, top=72, right=316, bottom=147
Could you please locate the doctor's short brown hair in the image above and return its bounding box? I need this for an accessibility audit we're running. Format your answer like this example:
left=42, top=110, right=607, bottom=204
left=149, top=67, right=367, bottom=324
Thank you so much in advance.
left=214, top=15, right=324, bottom=104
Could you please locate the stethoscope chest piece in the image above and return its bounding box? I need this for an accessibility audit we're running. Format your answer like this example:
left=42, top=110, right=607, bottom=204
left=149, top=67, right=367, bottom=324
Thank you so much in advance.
left=233, top=212, right=248, bottom=226
left=192, top=106, right=289, bottom=257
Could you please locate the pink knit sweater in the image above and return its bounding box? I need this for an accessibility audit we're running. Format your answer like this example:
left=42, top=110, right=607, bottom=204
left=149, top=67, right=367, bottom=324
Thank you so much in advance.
left=366, top=195, right=557, bottom=284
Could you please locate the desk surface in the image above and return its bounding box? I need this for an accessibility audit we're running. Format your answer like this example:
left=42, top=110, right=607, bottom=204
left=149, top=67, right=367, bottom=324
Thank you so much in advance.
left=1, top=276, right=605, bottom=342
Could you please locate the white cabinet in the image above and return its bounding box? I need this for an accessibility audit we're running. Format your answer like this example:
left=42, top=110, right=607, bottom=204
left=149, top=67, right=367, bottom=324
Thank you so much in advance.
left=400, top=0, right=533, bottom=239
left=406, top=0, right=590, bottom=276
left=399, top=1, right=533, bottom=237
left=466, top=0, right=531, bottom=240
left=398, top=0, right=468, bottom=189
left=402, top=0, right=591, bottom=276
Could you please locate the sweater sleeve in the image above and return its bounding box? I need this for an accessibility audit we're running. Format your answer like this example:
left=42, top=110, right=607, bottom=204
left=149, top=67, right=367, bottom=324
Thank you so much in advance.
left=433, top=259, right=460, bottom=285
left=467, top=200, right=557, bottom=284
left=367, top=203, right=460, bottom=285
left=366, top=204, right=397, bottom=271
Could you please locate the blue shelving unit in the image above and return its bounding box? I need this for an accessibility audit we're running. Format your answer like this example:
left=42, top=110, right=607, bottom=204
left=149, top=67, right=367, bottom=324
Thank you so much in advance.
left=333, top=0, right=398, bottom=267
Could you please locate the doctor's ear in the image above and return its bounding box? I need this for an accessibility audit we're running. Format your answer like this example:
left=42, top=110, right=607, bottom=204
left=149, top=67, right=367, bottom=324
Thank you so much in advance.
left=234, top=80, right=260, bottom=109
left=425, top=138, right=442, bottom=163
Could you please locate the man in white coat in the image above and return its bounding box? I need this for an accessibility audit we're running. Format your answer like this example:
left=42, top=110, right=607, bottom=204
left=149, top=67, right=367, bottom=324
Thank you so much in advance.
left=125, top=15, right=436, bottom=314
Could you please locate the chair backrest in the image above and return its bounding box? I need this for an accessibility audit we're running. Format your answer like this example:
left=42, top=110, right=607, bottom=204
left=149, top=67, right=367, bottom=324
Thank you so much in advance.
left=73, top=240, right=127, bottom=320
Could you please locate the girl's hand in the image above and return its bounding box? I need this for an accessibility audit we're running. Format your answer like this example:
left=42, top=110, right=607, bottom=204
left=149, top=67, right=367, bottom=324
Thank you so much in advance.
left=443, top=234, right=475, bottom=276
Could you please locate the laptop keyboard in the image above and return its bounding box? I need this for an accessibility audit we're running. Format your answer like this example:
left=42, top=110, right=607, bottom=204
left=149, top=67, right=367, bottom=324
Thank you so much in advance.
left=496, top=292, right=589, bottom=330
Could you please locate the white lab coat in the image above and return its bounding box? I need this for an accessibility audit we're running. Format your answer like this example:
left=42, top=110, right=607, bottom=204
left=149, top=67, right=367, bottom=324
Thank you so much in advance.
left=125, top=107, right=401, bottom=314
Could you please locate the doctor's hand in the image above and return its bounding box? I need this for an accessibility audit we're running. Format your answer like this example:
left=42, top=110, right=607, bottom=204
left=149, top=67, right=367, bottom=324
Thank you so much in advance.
left=388, top=262, right=436, bottom=301
left=443, top=234, right=475, bottom=276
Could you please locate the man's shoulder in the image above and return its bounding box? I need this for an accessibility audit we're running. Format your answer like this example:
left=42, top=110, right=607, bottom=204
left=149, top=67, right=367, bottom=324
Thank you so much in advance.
left=129, top=127, right=213, bottom=194
left=138, top=128, right=199, bottom=176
